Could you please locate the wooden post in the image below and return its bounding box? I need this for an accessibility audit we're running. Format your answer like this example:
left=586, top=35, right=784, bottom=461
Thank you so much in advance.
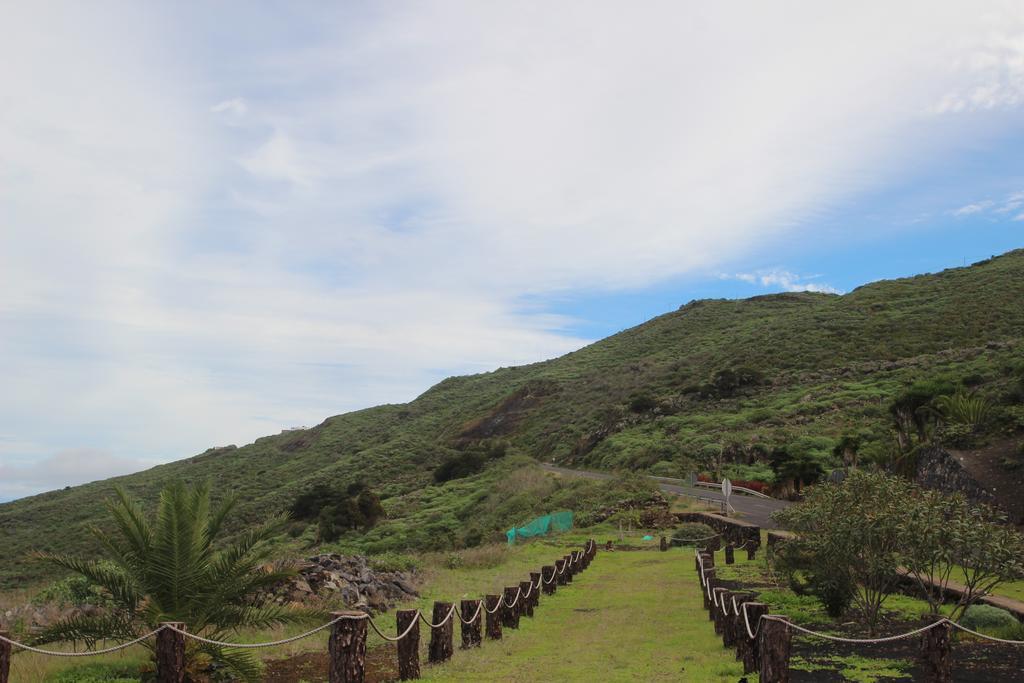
left=156, top=622, right=186, bottom=683
left=459, top=600, right=481, bottom=649
left=427, top=602, right=454, bottom=664
left=731, top=593, right=753, bottom=659
left=702, top=550, right=715, bottom=569
left=502, top=587, right=520, bottom=629
left=918, top=615, right=952, bottom=683
left=747, top=546, right=757, bottom=561
left=396, top=609, right=420, bottom=679
left=530, top=572, right=541, bottom=607
left=742, top=603, right=768, bottom=674
left=725, top=544, right=735, bottom=564
left=758, top=616, right=790, bottom=683
left=705, top=536, right=721, bottom=553
left=484, top=595, right=502, bottom=640
left=519, top=581, right=534, bottom=617
left=660, top=536, right=668, bottom=551
left=555, top=559, right=567, bottom=586
left=702, top=568, right=716, bottom=612
left=713, top=588, right=728, bottom=635
left=542, top=565, right=556, bottom=595
left=563, top=555, right=574, bottom=583
left=328, top=613, right=367, bottom=683
left=720, top=590, right=736, bottom=646
left=0, top=630, right=11, bottom=683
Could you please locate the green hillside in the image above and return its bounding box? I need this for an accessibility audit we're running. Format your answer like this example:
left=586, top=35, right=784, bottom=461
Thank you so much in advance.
left=2, top=249, right=1023, bottom=588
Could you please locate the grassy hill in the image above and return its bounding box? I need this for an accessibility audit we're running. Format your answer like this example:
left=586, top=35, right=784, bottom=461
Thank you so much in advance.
left=2, top=249, right=1023, bottom=588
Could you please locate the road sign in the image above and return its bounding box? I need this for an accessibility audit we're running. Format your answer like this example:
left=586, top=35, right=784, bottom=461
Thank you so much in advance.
left=722, top=478, right=732, bottom=498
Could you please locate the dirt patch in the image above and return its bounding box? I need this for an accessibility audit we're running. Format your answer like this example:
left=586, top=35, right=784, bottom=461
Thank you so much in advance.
left=264, top=644, right=400, bottom=683
left=457, top=379, right=559, bottom=442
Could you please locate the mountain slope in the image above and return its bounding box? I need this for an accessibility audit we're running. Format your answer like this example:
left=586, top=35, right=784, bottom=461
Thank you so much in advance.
left=2, top=249, right=1023, bottom=587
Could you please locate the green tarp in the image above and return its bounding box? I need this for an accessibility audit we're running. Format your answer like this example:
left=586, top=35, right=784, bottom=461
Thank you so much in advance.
left=506, top=511, right=574, bottom=544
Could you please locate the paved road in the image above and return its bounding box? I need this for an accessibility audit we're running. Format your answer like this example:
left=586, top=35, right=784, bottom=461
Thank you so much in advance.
left=540, top=464, right=791, bottom=529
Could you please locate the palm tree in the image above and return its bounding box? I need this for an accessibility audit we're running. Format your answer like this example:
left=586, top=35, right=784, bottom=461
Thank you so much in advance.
left=33, top=480, right=313, bottom=681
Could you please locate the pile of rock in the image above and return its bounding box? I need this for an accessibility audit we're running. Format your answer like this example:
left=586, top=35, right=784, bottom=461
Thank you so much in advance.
left=593, top=491, right=675, bottom=528
left=1, top=603, right=104, bottom=635
left=264, top=554, right=419, bottom=615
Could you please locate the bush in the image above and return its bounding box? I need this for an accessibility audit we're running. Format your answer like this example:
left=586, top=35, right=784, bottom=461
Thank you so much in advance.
left=628, top=393, right=658, bottom=413
left=671, top=522, right=716, bottom=544
left=961, top=604, right=1019, bottom=631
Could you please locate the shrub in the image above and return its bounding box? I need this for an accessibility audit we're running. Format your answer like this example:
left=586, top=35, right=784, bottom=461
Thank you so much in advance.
left=671, top=522, right=716, bottom=544
left=961, top=604, right=1018, bottom=631
left=628, top=393, right=658, bottom=413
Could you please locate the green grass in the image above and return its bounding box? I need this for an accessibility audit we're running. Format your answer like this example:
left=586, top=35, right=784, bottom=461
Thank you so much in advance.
left=3, top=250, right=1024, bottom=587
left=419, top=547, right=744, bottom=682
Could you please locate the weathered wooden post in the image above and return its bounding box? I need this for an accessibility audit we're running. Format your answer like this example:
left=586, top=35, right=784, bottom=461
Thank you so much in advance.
left=427, top=602, right=454, bottom=664
left=459, top=600, right=480, bottom=649
left=660, top=536, right=668, bottom=551
left=747, top=545, right=757, bottom=561
left=555, top=559, right=567, bottom=586
left=702, top=568, right=716, bottom=612
left=919, top=616, right=952, bottom=683
left=157, top=622, right=187, bottom=683
left=705, top=535, right=721, bottom=553
left=0, top=630, right=11, bottom=683
left=702, top=550, right=715, bottom=569
left=759, top=616, right=791, bottom=683
left=502, top=587, right=520, bottom=629
left=721, top=590, right=736, bottom=646
left=563, top=555, right=574, bottom=583
left=328, top=613, right=367, bottom=683
left=713, top=588, right=728, bottom=635
left=396, top=609, right=420, bottom=679
left=731, top=593, right=753, bottom=659
left=542, top=565, right=556, bottom=594
left=725, top=543, right=735, bottom=564
left=742, top=603, right=768, bottom=674
left=484, top=595, right=502, bottom=640
left=530, top=572, right=541, bottom=607
left=519, top=581, right=534, bottom=617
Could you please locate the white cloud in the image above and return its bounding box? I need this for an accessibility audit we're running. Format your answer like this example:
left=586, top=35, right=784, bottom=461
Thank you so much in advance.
left=954, top=200, right=995, bottom=215
left=951, top=190, right=1024, bottom=218
left=2, top=2, right=1024, bottom=499
left=727, top=269, right=842, bottom=295
left=0, top=450, right=160, bottom=501
left=211, top=97, right=248, bottom=117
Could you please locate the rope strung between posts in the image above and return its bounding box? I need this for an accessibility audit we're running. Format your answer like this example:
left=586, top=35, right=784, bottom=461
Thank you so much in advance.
left=455, top=602, right=483, bottom=626
left=418, top=604, right=458, bottom=630
left=166, top=616, right=352, bottom=649
left=501, top=587, right=522, bottom=609
left=0, top=628, right=165, bottom=657
left=2, top=543, right=597, bottom=657
left=671, top=533, right=720, bottom=543
left=367, top=613, right=422, bottom=642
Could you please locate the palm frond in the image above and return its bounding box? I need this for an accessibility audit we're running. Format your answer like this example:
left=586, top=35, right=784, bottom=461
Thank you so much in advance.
left=32, top=552, right=141, bottom=610
left=32, top=612, right=145, bottom=651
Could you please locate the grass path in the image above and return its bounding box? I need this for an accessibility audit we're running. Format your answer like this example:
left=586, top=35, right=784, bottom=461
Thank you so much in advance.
left=420, top=548, right=743, bottom=682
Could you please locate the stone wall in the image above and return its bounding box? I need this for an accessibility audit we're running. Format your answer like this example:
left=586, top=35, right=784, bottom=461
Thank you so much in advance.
left=915, top=446, right=997, bottom=507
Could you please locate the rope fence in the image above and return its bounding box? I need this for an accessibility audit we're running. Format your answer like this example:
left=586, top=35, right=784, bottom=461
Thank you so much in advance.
left=0, top=540, right=598, bottom=683
left=690, top=545, right=1024, bottom=680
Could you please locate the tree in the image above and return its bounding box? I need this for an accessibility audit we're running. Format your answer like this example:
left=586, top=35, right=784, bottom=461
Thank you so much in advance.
left=33, top=481, right=313, bottom=681
left=832, top=435, right=861, bottom=468
left=773, top=470, right=909, bottom=634
left=889, top=379, right=955, bottom=452
left=901, top=490, right=1024, bottom=620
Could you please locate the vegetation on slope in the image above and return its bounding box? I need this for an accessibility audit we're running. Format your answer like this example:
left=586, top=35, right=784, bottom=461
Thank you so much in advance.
left=2, top=250, right=1024, bottom=587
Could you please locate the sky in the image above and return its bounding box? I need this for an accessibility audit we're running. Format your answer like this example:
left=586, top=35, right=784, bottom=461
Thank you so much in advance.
left=2, top=2, right=1024, bottom=501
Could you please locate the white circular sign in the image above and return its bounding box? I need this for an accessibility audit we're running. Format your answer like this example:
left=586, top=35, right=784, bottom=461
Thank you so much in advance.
left=722, top=478, right=733, bottom=498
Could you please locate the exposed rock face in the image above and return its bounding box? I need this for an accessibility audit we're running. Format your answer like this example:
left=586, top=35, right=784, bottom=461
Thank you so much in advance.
left=263, top=554, right=419, bottom=615
left=593, top=491, right=675, bottom=528
left=916, top=446, right=998, bottom=508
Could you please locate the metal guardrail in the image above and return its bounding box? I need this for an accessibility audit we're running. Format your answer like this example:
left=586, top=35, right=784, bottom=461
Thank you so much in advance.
left=691, top=480, right=772, bottom=499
